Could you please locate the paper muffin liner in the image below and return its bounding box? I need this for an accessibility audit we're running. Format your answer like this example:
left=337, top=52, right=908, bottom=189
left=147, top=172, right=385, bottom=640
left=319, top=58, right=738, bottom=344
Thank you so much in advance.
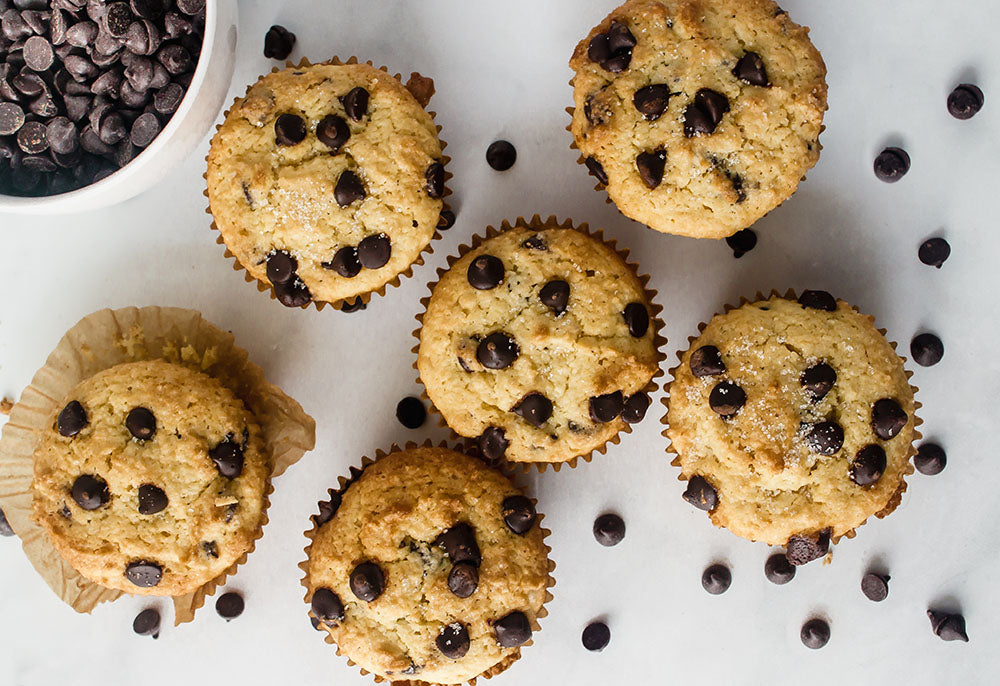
left=0, top=306, right=316, bottom=623
left=411, top=214, right=667, bottom=473
left=298, top=440, right=556, bottom=686
left=204, top=55, right=453, bottom=313
left=660, top=288, right=921, bottom=551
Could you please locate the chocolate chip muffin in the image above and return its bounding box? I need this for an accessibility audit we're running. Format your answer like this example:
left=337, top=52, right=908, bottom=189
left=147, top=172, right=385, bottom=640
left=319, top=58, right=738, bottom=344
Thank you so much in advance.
left=31, top=360, right=269, bottom=595
left=303, top=446, right=551, bottom=684
left=417, top=218, right=662, bottom=465
left=569, top=0, right=827, bottom=239
left=206, top=60, right=446, bottom=308
left=665, top=292, right=918, bottom=561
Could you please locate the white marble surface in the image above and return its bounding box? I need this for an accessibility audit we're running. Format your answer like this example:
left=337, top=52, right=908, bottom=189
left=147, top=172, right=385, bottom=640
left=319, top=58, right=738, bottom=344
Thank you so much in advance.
left=1, top=1, right=997, bottom=684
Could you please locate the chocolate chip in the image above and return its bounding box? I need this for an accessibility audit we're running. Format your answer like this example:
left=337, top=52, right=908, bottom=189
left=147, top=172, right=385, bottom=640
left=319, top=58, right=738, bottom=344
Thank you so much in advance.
left=874, top=147, right=910, bottom=183
left=622, top=392, right=650, bottom=424
left=690, top=345, right=725, bottom=377
left=395, top=396, right=425, bottom=429
left=589, top=21, right=635, bottom=72
left=494, top=611, right=532, bottom=647
left=274, top=279, right=311, bottom=307
left=797, top=289, right=837, bottom=311
left=263, top=24, right=295, bottom=60
left=911, top=332, right=944, bottom=367
left=914, top=442, right=946, bottom=475
left=66, top=21, right=99, bottom=48
left=350, top=561, right=385, bottom=602
left=633, top=84, right=671, bottom=120
left=316, top=114, right=349, bottom=152
left=132, top=608, right=160, bottom=638
left=341, top=86, right=369, bottom=121
left=0, top=102, right=24, bottom=136
left=589, top=391, right=624, bottom=423
left=477, top=332, right=519, bottom=369
left=437, top=622, right=470, bottom=659
left=105, top=2, right=133, bottom=37
left=726, top=228, right=757, bottom=258
left=209, top=436, right=244, bottom=478
left=582, top=621, right=610, bottom=652
left=340, top=297, right=366, bottom=313
left=23, top=35, right=53, bottom=72
left=682, top=475, right=718, bottom=511
left=0, top=508, right=13, bottom=537
left=323, top=246, right=361, bottom=278
left=785, top=530, right=830, bottom=566
left=175, top=0, right=205, bottom=15
left=57, top=400, right=88, bottom=436
left=709, top=381, right=745, bottom=417
left=593, top=513, right=625, bottom=547
left=800, top=618, right=830, bottom=649
left=584, top=156, right=608, bottom=185
left=800, top=363, right=836, bottom=401
left=733, top=52, right=769, bottom=86
left=266, top=250, right=296, bottom=284
left=434, top=522, right=482, bottom=566
left=125, top=560, right=162, bottom=587
left=153, top=82, right=184, bottom=115
left=623, top=302, right=649, bottom=337
left=202, top=540, right=218, bottom=558
left=539, top=280, right=569, bottom=316
left=512, top=392, right=553, bottom=428
left=130, top=111, right=158, bottom=148
left=467, top=254, right=504, bottom=290
left=918, top=237, right=950, bottom=268
left=522, top=235, right=547, bottom=250
left=437, top=208, right=455, bottom=230
left=947, top=84, right=983, bottom=120
left=872, top=398, right=907, bottom=440
left=357, top=233, right=391, bottom=269
left=125, top=406, right=156, bottom=440
left=486, top=139, right=516, bottom=171
left=927, top=610, right=968, bottom=642
left=861, top=572, right=890, bottom=602
left=274, top=113, right=306, bottom=146
left=805, top=421, right=844, bottom=455
left=17, top=120, right=48, bottom=154
left=684, top=89, right=730, bottom=137
left=215, top=592, right=244, bottom=620
left=478, top=426, right=509, bottom=461
left=125, top=19, right=161, bottom=56
left=702, top=563, right=732, bottom=595
left=72, top=474, right=109, bottom=510
left=425, top=161, right=445, bottom=198
left=635, top=149, right=666, bottom=189
left=850, top=444, right=886, bottom=486
left=606, top=20, right=636, bottom=53
left=157, top=43, right=192, bottom=75
left=447, top=562, right=479, bottom=598
left=137, top=484, right=167, bottom=514
left=334, top=169, right=365, bottom=206
left=764, top=553, right=796, bottom=584
left=502, top=495, right=536, bottom=535
left=311, top=587, right=344, bottom=624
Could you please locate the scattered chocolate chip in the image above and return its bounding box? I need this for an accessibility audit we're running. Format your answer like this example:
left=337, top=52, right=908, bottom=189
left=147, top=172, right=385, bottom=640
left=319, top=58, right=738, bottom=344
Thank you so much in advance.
left=589, top=391, right=624, bottom=423
left=797, top=290, right=837, bottom=311
left=478, top=426, right=509, bottom=462
left=274, top=113, right=306, bottom=146
left=125, top=560, right=162, bottom=588
left=263, top=24, right=295, bottom=60
left=494, top=611, right=532, bottom=647
left=350, top=561, right=385, bottom=602
left=874, top=147, right=910, bottom=183
left=918, top=237, right=950, bottom=268
left=437, top=622, right=470, bottom=659
left=209, top=436, right=245, bottom=478
left=57, top=400, right=88, bottom=437
left=690, top=345, right=725, bottom=377
left=733, top=52, right=769, bottom=86
left=872, top=398, right=907, bottom=440
left=584, top=156, right=608, bottom=185
left=435, top=522, right=482, bottom=565
left=357, top=233, right=391, bottom=269
left=850, top=444, right=886, bottom=486
left=316, top=114, right=349, bottom=152
left=125, top=406, right=156, bottom=440
left=425, top=161, right=445, bottom=198
left=437, top=208, right=455, bottom=230
left=927, top=610, right=968, bottom=642
left=582, top=621, right=611, bottom=652
left=311, top=587, right=344, bottom=624
left=502, top=495, right=537, bottom=535
left=914, top=442, right=946, bottom=475
left=682, top=475, right=718, bottom=511
left=635, top=148, right=666, bottom=189
left=623, top=302, right=649, bottom=337
left=266, top=250, right=296, bottom=284
left=726, top=229, right=757, bottom=258
left=72, top=474, right=109, bottom=510
left=684, top=89, right=730, bottom=137
left=861, top=572, right=890, bottom=602
left=800, top=618, right=830, bottom=649
left=512, top=392, right=553, bottom=428
left=137, top=484, right=167, bottom=514
left=0, top=508, right=13, bottom=537
left=132, top=608, right=160, bottom=638
left=805, top=421, right=844, bottom=455
left=215, top=591, right=244, bottom=620
left=467, top=254, right=504, bottom=290
left=785, top=530, right=830, bottom=566
left=274, top=279, right=311, bottom=307
left=801, top=363, right=836, bottom=401
left=477, top=332, right=519, bottom=369
left=709, top=381, right=745, bottom=417
left=395, top=396, right=425, bottom=429
left=593, top=513, right=625, bottom=547
left=341, top=86, right=369, bottom=121
left=539, top=280, right=569, bottom=316
left=764, top=553, right=796, bottom=584
left=486, top=139, right=516, bottom=171
left=621, top=392, right=650, bottom=424
left=633, top=84, right=671, bottom=120
left=911, top=332, right=944, bottom=367
left=947, top=84, right=983, bottom=120
left=702, top=563, right=732, bottom=595
left=334, top=169, right=366, bottom=207
left=447, top=562, right=479, bottom=598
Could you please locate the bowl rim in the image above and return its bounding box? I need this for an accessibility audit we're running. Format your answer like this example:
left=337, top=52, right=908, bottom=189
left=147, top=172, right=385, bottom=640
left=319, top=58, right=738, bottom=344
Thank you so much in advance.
left=0, top=0, right=219, bottom=208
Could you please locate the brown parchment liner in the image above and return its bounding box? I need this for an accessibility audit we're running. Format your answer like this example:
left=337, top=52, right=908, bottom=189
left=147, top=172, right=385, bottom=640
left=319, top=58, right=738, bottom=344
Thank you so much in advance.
left=659, top=289, right=922, bottom=552
left=411, top=214, right=667, bottom=473
left=0, top=306, right=316, bottom=623
left=204, top=55, right=453, bottom=312
left=298, top=440, right=556, bottom=686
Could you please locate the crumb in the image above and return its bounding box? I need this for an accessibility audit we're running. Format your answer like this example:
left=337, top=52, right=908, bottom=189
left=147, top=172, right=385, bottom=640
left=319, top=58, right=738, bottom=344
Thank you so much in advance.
left=405, top=72, right=435, bottom=108
left=0, top=397, right=13, bottom=415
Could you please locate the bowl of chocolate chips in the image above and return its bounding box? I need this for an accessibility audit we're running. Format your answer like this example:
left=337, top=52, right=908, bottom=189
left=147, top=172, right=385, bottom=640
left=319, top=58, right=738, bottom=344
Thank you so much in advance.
left=0, top=0, right=237, bottom=213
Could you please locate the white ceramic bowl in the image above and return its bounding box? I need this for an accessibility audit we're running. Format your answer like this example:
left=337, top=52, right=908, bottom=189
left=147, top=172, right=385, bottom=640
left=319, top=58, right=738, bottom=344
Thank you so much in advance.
left=0, top=0, right=238, bottom=215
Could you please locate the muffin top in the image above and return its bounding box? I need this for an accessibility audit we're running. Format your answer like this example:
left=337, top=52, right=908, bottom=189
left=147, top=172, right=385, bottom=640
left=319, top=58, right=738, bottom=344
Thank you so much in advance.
left=32, top=360, right=269, bottom=596
left=206, top=62, right=445, bottom=307
left=569, top=0, right=827, bottom=238
left=417, top=221, right=660, bottom=464
left=305, top=446, right=550, bottom=684
left=666, top=293, right=916, bottom=550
